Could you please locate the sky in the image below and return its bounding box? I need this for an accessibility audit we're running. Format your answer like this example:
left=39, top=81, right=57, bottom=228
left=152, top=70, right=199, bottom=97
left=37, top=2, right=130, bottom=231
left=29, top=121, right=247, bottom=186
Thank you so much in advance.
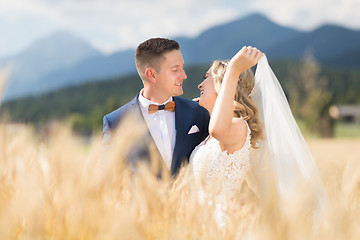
left=0, top=0, right=360, bottom=57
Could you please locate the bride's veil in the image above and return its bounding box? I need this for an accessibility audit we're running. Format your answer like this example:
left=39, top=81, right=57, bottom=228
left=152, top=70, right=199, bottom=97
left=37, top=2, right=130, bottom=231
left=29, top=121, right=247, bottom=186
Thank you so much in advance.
left=247, top=55, right=328, bottom=218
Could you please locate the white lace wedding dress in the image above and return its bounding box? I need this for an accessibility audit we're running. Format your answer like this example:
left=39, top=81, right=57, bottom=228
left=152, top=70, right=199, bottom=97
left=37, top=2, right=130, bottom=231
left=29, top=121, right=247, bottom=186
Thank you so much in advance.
left=189, top=121, right=251, bottom=228
left=188, top=56, right=328, bottom=228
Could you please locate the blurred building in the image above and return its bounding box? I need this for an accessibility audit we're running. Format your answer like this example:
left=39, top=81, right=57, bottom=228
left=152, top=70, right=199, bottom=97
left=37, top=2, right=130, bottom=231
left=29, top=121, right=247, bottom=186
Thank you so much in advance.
left=329, top=105, right=360, bottom=124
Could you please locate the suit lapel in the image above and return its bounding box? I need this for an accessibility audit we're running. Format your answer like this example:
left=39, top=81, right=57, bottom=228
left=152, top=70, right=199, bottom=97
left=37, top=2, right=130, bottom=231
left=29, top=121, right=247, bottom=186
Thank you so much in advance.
left=171, top=97, right=191, bottom=173
left=129, top=94, right=167, bottom=174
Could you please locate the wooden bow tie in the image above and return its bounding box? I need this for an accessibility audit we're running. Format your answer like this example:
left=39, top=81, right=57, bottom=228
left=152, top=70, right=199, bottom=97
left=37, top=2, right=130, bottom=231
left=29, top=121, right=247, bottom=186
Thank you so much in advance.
left=148, top=101, right=175, bottom=114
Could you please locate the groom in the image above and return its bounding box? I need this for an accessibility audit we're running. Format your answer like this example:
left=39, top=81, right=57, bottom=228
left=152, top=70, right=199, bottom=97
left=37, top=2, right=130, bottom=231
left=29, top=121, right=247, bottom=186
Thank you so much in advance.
left=102, top=38, right=210, bottom=176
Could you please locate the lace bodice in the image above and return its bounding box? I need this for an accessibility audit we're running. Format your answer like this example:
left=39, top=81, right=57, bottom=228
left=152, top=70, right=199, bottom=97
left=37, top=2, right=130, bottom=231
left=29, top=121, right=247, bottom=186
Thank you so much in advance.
left=189, top=121, right=251, bottom=228
left=190, top=121, right=251, bottom=196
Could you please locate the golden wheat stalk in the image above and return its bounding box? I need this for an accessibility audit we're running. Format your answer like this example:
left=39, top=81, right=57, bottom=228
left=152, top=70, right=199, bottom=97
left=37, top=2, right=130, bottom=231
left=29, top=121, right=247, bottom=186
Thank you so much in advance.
left=0, top=68, right=359, bottom=238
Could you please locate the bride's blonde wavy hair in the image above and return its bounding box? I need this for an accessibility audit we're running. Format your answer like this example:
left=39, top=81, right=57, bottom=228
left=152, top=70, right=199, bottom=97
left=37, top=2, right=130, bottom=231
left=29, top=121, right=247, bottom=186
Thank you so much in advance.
left=211, top=60, right=264, bottom=149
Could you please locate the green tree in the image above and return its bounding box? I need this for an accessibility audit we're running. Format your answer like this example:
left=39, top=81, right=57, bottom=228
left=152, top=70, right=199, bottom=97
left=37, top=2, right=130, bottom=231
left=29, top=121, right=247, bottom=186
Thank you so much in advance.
left=287, top=54, right=334, bottom=137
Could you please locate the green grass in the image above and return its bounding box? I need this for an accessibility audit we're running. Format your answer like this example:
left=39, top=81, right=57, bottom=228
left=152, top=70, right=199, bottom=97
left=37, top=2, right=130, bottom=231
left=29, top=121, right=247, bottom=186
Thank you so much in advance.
left=296, top=119, right=360, bottom=139
left=334, top=122, right=360, bottom=138
left=295, top=119, right=320, bottom=139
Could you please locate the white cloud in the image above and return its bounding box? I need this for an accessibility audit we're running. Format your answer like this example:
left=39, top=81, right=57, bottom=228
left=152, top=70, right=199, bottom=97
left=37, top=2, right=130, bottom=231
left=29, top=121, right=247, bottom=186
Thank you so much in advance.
left=249, top=0, right=360, bottom=30
left=0, top=0, right=359, bottom=57
left=0, top=0, right=242, bottom=55
left=48, top=0, right=239, bottom=52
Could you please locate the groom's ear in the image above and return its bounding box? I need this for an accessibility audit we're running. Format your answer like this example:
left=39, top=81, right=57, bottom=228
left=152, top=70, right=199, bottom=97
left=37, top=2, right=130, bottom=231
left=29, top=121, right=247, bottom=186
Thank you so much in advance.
left=145, top=68, right=156, bottom=83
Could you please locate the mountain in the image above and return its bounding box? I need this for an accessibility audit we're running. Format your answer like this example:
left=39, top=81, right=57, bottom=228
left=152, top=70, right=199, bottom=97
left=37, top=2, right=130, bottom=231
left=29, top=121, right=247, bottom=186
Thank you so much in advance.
left=2, top=13, right=360, bottom=101
left=266, top=25, right=360, bottom=62
left=30, top=49, right=136, bottom=94
left=2, top=31, right=103, bottom=100
left=175, top=13, right=302, bottom=63
left=3, top=13, right=303, bottom=101
left=177, top=15, right=360, bottom=66
left=325, top=47, right=360, bottom=68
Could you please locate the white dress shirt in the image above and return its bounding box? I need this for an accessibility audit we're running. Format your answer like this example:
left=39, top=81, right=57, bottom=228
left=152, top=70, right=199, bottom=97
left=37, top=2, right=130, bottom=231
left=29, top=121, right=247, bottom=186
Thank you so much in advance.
left=138, top=89, right=176, bottom=170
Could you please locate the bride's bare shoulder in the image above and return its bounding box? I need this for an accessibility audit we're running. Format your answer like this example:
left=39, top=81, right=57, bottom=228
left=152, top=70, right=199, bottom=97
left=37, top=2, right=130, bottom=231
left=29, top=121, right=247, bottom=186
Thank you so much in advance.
left=226, top=117, right=248, bottom=145
left=232, top=117, right=247, bottom=133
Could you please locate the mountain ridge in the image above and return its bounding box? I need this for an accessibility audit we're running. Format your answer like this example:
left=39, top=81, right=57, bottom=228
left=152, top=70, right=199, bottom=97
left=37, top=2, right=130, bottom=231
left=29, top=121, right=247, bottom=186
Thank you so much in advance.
left=2, top=13, right=360, bottom=101
left=3, top=31, right=103, bottom=100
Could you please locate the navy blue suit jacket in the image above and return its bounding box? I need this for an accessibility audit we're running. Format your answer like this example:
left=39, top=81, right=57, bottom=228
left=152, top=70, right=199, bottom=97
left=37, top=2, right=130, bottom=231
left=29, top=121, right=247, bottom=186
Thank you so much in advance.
left=102, top=93, right=210, bottom=176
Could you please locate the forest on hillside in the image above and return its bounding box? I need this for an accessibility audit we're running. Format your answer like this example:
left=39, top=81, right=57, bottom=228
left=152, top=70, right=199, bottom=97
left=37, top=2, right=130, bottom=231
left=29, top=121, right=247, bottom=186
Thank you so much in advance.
left=1, top=59, right=359, bottom=137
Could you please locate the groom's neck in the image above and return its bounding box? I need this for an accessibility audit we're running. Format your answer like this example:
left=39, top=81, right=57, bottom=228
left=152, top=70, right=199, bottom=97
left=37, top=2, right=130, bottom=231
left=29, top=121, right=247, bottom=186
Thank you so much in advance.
left=142, top=88, right=171, bottom=104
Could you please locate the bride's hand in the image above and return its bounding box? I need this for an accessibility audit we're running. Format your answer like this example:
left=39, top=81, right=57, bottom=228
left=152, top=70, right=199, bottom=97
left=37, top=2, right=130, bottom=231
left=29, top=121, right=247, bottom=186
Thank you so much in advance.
left=228, top=46, right=264, bottom=75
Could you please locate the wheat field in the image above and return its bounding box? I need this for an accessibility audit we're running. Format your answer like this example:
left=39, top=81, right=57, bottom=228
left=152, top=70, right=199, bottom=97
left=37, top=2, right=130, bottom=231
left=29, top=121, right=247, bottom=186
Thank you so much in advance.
left=0, top=119, right=359, bottom=240
left=1, top=68, right=360, bottom=239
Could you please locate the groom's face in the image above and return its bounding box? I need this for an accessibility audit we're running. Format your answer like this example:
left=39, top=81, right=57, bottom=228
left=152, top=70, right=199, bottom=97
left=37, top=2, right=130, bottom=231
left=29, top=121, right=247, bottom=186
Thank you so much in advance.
left=154, top=50, right=187, bottom=98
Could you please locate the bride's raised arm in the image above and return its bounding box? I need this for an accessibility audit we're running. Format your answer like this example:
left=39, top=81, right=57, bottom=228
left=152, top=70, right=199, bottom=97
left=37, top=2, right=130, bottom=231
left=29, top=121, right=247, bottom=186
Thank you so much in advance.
left=209, top=46, right=263, bottom=146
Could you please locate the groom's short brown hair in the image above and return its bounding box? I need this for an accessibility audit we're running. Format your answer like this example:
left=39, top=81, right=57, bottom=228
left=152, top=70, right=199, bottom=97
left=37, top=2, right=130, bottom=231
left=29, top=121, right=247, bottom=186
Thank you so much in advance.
left=135, top=38, right=180, bottom=80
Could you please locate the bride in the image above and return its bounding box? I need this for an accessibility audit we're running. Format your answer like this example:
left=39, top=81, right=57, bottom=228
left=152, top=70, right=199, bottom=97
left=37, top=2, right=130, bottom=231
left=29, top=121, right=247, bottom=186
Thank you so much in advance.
left=189, top=46, right=327, bottom=228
